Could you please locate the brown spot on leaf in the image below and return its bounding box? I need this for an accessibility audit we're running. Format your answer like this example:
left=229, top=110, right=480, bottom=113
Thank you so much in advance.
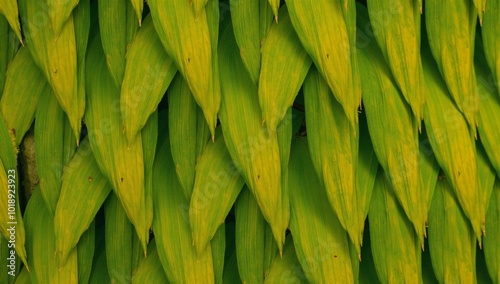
left=88, top=176, right=93, bottom=182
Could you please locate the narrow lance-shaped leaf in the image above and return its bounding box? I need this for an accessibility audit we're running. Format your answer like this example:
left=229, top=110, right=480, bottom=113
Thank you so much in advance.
left=366, top=0, right=425, bottom=121
left=189, top=127, right=245, bottom=254
left=98, top=0, right=138, bottom=89
left=258, top=5, right=312, bottom=133
left=85, top=32, right=148, bottom=251
left=0, top=110, right=27, bottom=268
left=152, top=138, right=215, bottom=283
left=1, top=47, right=44, bottom=145
left=286, top=0, right=361, bottom=127
left=357, top=5, right=426, bottom=243
left=141, top=110, right=158, bottom=237
left=168, top=74, right=210, bottom=199
left=368, top=169, right=422, bottom=283
left=206, top=0, right=221, bottom=141
left=129, top=0, right=143, bottom=25
left=274, top=107, right=293, bottom=253
left=304, top=66, right=361, bottom=254
left=422, top=47, right=482, bottom=240
left=476, top=141, right=495, bottom=222
left=47, top=0, right=79, bottom=35
left=35, top=86, right=76, bottom=215
left=288, top=138, right=354, bottom=283
left=355, top=111, right=379, bottom=239
left=104, top=193, right=142, bottom=283
left=121, top=14, right=177, bottom=143
left=230, top=0, right=272, bottom=85
left=74, top=0, right=91, bottom=125
left=218, top=22, right=283, bottom=249
left=418, top=128, right=440, bottom=213
left=148, top=0, right=217, bottom=136
left=19, top=0, right=81, bottom=140
left=54, top=138, right=112, bottom=265
left=267, top=0, right=279, bottom=20
left=0, top=0, right=22, bottom=42
left=235, top=188, right=266, bottom=284
left=428, top=176, right=477, bottom=284
left=425, top=0, right=479, bottom=134
left=24, top=188, right=78, bottom=283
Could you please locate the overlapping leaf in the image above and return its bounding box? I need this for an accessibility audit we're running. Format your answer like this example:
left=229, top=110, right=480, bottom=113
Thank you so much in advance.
left=258, top=5, right=312, bottom=133
left=168, top=74, right=210, bottom=199
left=129, top=0, right=143, bottom=25
left=47, top=0, right=79, bottom=35
left=148, top=0, right=218, bottom=136
left=304, top=66, right=361, bottom=253
left=355, top=112, right=379, bottom=239
left=0, top=0, right=21, bottom=41
left=189, top=127, right=244, bottom=254
left=24, top=188, right=78, bottom=283
left=54, top=138, right=111, bottom=265
left=19, top=0, right=81, bottom=140
left=230, top=0, right=273, bottom=85
left=425, top=0, right=479, bottom=134
left=357, top=7, right=426, bottom=243
left=1, top=47, right=44, bottom=145
left=218, top=22, right=283, bottom=249
left=85, top=33, right=148, bottom=251
left=422, top=49, right=482, bottom=240
left=152, top=138, right=215, bottom=283
left=368, top=169, right=422, bottom=283
left=74, top=0, right=90, bottom=126
left=35, top=87, right=76, bottom=215
left=235, top=188, right=266, bottom=283
left=428, top=176, right=477, bottom=283
left=98, top=0, right=138, bottom=89
left=288, top=138, right=354, bottom=283
left=274, top=107, right=292, bottom=253
left=121, top=14, right=177, bottom=143
left=366, top=0, right=425, bottom=121
left=286, top=0, right=360, bottom=127
left=0, top=110, right=27, bottom=268
left=104, top=193, right=143, bottom=283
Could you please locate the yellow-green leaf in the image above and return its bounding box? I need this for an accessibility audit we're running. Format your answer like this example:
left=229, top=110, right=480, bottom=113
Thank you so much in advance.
left=428, top=176, right=477, bottom=283
left=121, top=14, right=177, bottom=143
left=1, top=47, right=44, bottom=146
left=288, top=138, right=354, bottom=283
left=148, top=0, right=218, bottom=136
left=286, top=0, right=360, bottom=127
left=368, top=168, right=422, bottom=283
left=218, top=22, right=283, bottom=248
left=258, top=5, right=312, bottom=133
